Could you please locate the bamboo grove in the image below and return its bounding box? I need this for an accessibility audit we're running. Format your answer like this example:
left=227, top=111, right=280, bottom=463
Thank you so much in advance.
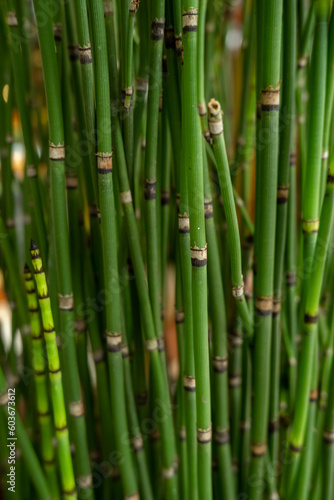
left=0, top=0, right=334, bottom=499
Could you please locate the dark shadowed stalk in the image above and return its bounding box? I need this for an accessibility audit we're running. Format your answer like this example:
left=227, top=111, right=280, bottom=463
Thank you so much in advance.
left=268, top=0, right=297, bottom=469
left=32, top=1, right=93, bottom=495
left=182, top=2, right=212, bottom=498
left=30, top=241, right=76, bottom=500
left=248, top=1, right=283, bottom=498
left=0, top=366, right=52, bottom=500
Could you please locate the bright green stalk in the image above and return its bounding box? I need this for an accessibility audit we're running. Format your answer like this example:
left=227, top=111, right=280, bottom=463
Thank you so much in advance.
left=144, top=0, right=165, bottom=356
left=269, top=0, right=297, bottom=468
left=88, top=0, right=138, bottom=497
left=301, top=0, right=328, bottom=270
left=32, top=1, right=93, bottom=493
left=0, top=366, right=52, bottom=500
left=5, top=2, right=47, bottom=261
left=103, top=5, right=178, bottom=495
left=30, top=241, right=76, bottom=500
left=23, top=265, right=60, bottom=500
left=208, top=101, right=252, bottom=336
left=323, top=343, right=334, bottom=499
left=182, top=3, right=211, bottom=498
left=248, top=1, right=283, bottom=497
left=289, top=110, right=334, bottom=460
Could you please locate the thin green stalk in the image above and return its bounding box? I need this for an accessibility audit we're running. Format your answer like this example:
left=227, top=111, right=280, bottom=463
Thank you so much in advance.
left=23, top=265, right=60, bottom=500
left=182, top=3, right=212, bottom=498
left=269, top=0, right=297, bottom=468
left=32, top=1, right=93, bottom=494
left=88, top=0, right=139, bottom=496
left=323, top=342, right=334, bottom=499
left=208, top=100, right=252, bottom=336
left=30, top=240, right=76, bottom=500
left=248, top=1, right=283, bottom=497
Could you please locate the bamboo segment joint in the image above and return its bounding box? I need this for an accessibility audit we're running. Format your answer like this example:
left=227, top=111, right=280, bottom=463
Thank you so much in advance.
left=7, top=12, right=18, bottom=27
left=27, top=165, right=37, bottom=178
left=298, top=55, right=308, bottom=68
left=162, top=466, right=176, bottom=479
left=261, top=86, right=280, bottom=111
left=285, top=271, right=297, bottom=287
left=289, top=443, right=303, bottom=454
left=165, top=26, right=175, bottom=49
left=304, top=313, right=318, bottom=324
left=131, top=435, right=143, bottom=452
left=97, top=153, right=113, bottom=174
left=161, top=190, right=170, bottom=206
left=145, top=338, right=158, bottom=351
left=157, top=338, right=165, bottom=352
left=66, top=176, right=78, bottom=190
left=277, top=186, right=289, bottom=204
left=229, top=375, right=242, bottom=387
left=208, top=99, right=223, bottom=136
left=68, top=45, right=79, bottom=61
left=182, top=8, right=198, bottom=33
left=129, top=0, right=140, bottom=14
left=251, top=443, right=267, bottom=457
left=272, top=298, right=281, bottom=317
left=178, top=214, right=190, bottom=233
left=232, top=280, right=244, bottom=299
left=144, top=180, right=156, bottom=200
left=255, top=296, right=273, bottom=316
left=49, top=143, right=65, bottom=161
left=174, top=34, right=183, bottom=56
left=214, top=427, right=230, bottom=445
left=106, top=332, right=122, bottom=352
left=58, top=294, right=74, bottom=311
left=122, top=344, right=129, bottom=358
left=289, top=152, right=296, bottom=166
left=77, top=474, right=93, bottom=488
left=53, top=23, right=62, bottom=41
left=322, top=150, right=329, bottom=160
left=197, top=102, right=207, bottom=116
left=204, top=200, right=213, bottom=219
left=213, top=356, right=228, bottom=373
left=103, top=1, right=113, bottom=16
left=136, top=77, right=148, bottom=92
left=151, top=18, right=165, bottom=41
left=79, top=45, right=92, bottom=65
left=190, top=244, right=207, bottom=267
left=120, top=190, right=132, bottom=205
left=93, top=348, right=105, bottom=364
left=197, top=426, right=212, bottom=443
left=183, top=375, right=196, bottom=392
left=323, top=429, right=334, bottom=444
left=0, top=391, right=8, bottom=406
left=175, top=310, right=184, bottom=324
left=69, top=401, right=85, bottom=418
left=309, top=389, right=318, bottom=402
left=302, top=218, right=319, bottom=233
left=74, top=319, right=86, bottom=332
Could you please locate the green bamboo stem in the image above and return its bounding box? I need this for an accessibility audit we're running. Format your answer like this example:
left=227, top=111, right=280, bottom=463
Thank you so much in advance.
left=182, top=3, right=212, bottom=498
left=5, top=2, right=47, bottom=261
left=0, top=366, right=52, bottom=500
left=249, top=1, right=283, bottom=497
left=30, top=240, right=76, bottom=500
left=23, top=265, right=60, bottom=500
left=208, top=100, right=252, bottom=337
left=269, top=0, right=297, bottom=468
left=104, top=4, right=178, bottom=493
left=88, top=1, right=139, bottom=497
left=143, top=0, right=165, bottom=357
left=32, top=1, right=93, bottom=494
left=323, top=340, right=334, bottom=499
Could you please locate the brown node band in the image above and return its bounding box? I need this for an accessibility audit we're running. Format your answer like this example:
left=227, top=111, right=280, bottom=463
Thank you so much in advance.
left=261, top=85, right=280, bottom=111
left=93, top=348, right=105, bottom=364
left=190, top=245, right=207, bottom=267
left=208, top=99, right=223, bottom=136
left=182, top=8, right=198, bottom=34
left=0, top=391, right=9, bottom=406
left=204, top=200, right=213, bottom=219
left=151, top=18, right=165, bottom=40
left=229, top=375, right=242, bottom=388
left=69, top=401, right=85, bottom=418
left=7, top=12, right=18, bottom=27
left=122, top=344, right=130, bottom=358
left=272, top=298, right=281, bottom=317
left=79, top=45, right=92, bottom=65
left=66, top=176, right=78, bottom=190
left=214, top=427, right=230, bottom=445
left=144, top=179, right=157, bottom=200
left=327, top=172, right=334, bottom=185
left=174, top=34, right=183, bottom=56
left=197, top=426, right=212, bottom=444
left=178, top=214, right=190, bottom=234
left=63, top=487, right=77, bottom=497
left=289, top=151, right=296, bottom=166
left=129, top=0, right=140, bottom=14
left=251, top=443, right=267, bottom=457
left=256, top=296, right=273, bottom=316
left=162, top=466, right=176, bottom=480
left=277, top=186, right=289, bottom=204
left=150, top=428, right=160, bottom=441
left=309, top=389, right=318, bottom=402
left=302, top=218, right=319, bottom=234
left=269, top=419, right=279, bottom=434
left=136, top=77, right=148, bottom=93
left=161, top=190, right=170, bottom=206
left=158, top=338, right=165, bottom=352
left=68, top=45, right=79, bottom=61
left=75, top=319, right=86, bottom=333
left=323, top=429, right=334, bottom=444
left=58, top=294, right=74, bottom=311
left=27, top=165, right=37, bottom=178
left=285, top=271, right=297, bottom=287
left=232, top=280, right=244, bottom=299
left=183, top=375, right=196, bottom=392
left=289, top=443, right=303, bottom=453
left=175, top=310, right=184, bottom=324
left=49, top=143, right=65, bottom=161
left=103, top=1, right=113, bottom=16
left=304, top=313, right=318, bottom=324
left=165, top=25, right=175, bottom=49
left=77, top=474, right=93, bottom=489
left=120, top=190, right=132, bottom=205
left=197, top=102, right=207, bottom=116
left=136, top=391, right=147, bottom=405
left=97, top=153, right=112, bottom=174
left=179, top=426, right=186, bottom=441
left=146, top=338, right=158, bottom=351
left=106, top=332, right=122, bottom=352
left=131, top=435, right=143, bottom=452
left=298, top=55, right=308, bottom=69
left=212, top=356, right=228, bottom=373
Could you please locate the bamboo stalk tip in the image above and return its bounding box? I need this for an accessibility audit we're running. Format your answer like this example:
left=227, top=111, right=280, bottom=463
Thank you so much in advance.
left=208, top=98, right=222, bottom=117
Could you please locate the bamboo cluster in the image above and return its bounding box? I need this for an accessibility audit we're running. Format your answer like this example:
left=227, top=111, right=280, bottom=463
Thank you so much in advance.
left=0, top=0, right=334, bottom=499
